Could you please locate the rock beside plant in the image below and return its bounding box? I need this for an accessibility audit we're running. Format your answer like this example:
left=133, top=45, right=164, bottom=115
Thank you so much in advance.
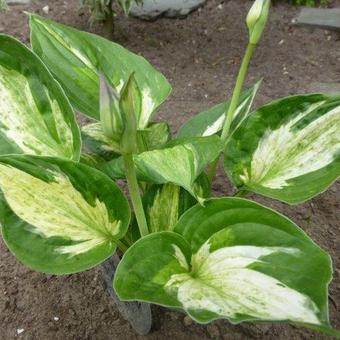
left=130, top=0, right=206, bottom=20
left=6, top=0, right=31, bottom=4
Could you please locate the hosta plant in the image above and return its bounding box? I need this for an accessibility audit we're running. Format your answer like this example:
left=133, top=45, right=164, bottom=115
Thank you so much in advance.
left=80, top=0, right=142, bottom=38
left=0, top=0, right=7, bottom=11
left=0, top=0, right=339, bottom=336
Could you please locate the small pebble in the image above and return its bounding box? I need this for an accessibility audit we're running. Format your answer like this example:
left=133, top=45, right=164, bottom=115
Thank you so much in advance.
left=207, top=323, right=220, bottom=338
left=183, top=315, right=193, bottom=326
left=278, top=39, right=285, bottom=45
left=217, top=4, right=223, bottom=9
left=53, top=316, right=59, bottom=321
left=17, top=329, right=24, bottom=335
left=42, top=5, right=49, bottom=14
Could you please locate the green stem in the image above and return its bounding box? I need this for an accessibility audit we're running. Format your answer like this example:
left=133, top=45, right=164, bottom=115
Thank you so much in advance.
left=234, top=189, right=250, bottom=198
left=123, top=153, right=149, bottom=237
left=221, top=43, right=257, bottom=142
left=115, top=239, right=128, bottom=253
left=208, top=43, right=257, bottom=187
left=207, top=157, right=219, bottom=184
left=103, top=0, right=114, bottom=40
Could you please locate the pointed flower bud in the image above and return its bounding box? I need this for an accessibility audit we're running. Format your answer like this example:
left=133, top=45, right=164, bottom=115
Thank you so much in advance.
left=119, top=73, right=140, bottom=154
left=99, top=73, right=123, bottom=141
left=246, top=0, right=270, bottom=45
left=99, top=73, right=141, bottom=154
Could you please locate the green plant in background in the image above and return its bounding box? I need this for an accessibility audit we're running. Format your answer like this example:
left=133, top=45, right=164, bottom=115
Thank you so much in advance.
left=80, top=0, right=142, bottom=38
left=0, top=0, right=8, bottom=11
left=0, top=0, right=339, bottom=336
left=291, top=0, right=328, bottom=6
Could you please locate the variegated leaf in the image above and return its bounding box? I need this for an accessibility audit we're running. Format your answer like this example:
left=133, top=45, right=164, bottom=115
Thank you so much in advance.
left=30, top=15, right=171, bottom=129
left=177, top=80, right=261, bottom=139
left=114, top=198, right=334, bottom=334
left=81, top=121, right=170, bottom=160
left=137, top=122, right=171, bottom=153
left=81, top=122, right=121, bottom=160
left=0, top=155, right=130, bottom=274
left=224, top=94, right=340, bottom=204
left=142, top=174, right=209, bottom=233
left=0, top=35, right=81, bottom=160
left=100, top=136, right=223, bottom=199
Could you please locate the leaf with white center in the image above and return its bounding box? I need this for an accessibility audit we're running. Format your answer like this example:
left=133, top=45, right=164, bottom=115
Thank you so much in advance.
left=99, top=136, right=223, bottom=198
left=177, top=80, right=261, bottom=139
left=0, top=155, right=130, bottom=274
left=0, top=35, right=80, bottom=160
left=30, top=15, right=171, bottom=128
left=224, top=94, right=340, bottom=204
left=81, top=121, right=170, bottom=160
left=115, top=198, right=334, bottom=333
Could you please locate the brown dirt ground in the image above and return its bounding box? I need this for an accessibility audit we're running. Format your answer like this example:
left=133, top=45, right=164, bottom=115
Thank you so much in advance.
left=0, top=0, right=340, bottom=339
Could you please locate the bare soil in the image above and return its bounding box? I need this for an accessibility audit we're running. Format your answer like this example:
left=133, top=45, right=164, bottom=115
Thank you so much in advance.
left=0, top=0, right=339, bottom=339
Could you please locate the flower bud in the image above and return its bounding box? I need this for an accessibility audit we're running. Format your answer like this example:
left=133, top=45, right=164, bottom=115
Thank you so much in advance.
left=99, top=73, right=140, bottom=154
left=119, top=73, right=140, bottom=154
left=99, top=73, right=123, bottom=141
left=246, top=0, right=270, bottom=45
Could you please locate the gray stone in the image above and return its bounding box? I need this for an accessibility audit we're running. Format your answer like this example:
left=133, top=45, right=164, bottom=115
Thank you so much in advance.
left=6, top=0, right=30, bottom=4
left=100, top=254, right=152, bottom=335
left=293, top=8, right=340, bottom=31
left=130, top=0, right=206, bottom=20
left=307, top=82, right=340, bottom=95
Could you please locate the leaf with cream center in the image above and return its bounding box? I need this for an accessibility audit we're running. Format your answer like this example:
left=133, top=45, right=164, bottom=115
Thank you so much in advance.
left=224, top=94, right=340, bottom=204
left=114, top=198, right=333, bottom=333
left=0, top=155, right=130, bottom=274
left=30, top=15, right=171, bottom=128
left=142, top=174, right=209, bottom=233
left=0, top=35, right=80, bottom=160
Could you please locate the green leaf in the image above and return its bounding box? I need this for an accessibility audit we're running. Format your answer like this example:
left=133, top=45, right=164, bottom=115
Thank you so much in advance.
left=81, top=122, right=121, bottom=160
left=118, top=0, right=143, bottom=14
left=30, top=15, right=171, bottom=128
left=0, top=35, right=81, bottom=160
left=118, top=0, right=132, bottom=14
left=224, top=94, right=340, bottom=204
left=100, top=136, right=223, bottom=198
left=0, top=155, right=130, bottom=274
left=114, top=198, right=333, bottom=332
left=0, top=0, right=7, bottom=11
left=81, top=121, right=170, bottom=160
left=136, top=122, right=171, bottom=153
left=115, top=232, right=192, bottom=307
left=142, top=174, right=209, bottom=233
left=143, top=184, right=193, bottom=233
left=177, top=80, right=261, bottom=139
